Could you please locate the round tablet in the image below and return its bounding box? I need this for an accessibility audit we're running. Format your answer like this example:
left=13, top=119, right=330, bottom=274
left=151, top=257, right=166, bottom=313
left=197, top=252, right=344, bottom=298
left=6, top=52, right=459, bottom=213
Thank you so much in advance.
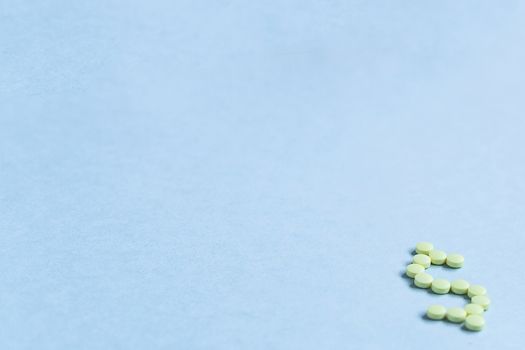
left=406, top=264, right=425, bottom=278
left=468, top=285, right=487, bottom=298
left=472, top=295, right=491, bottom=310
left=446, top=253, right=464, bottom=268
left=416, top=242, right=434, bottom=255
left=464, top=303, right=484, bottom=315
left=414, top=272, right=433, bottom=288
left=429, top=250, right=447, bottom=265
left=431, top=279, right=451, bottom=294
left=446, top=307, right=467, bottom=323
left=451, top=279, right=470, bottom=294
left=427, top=305, right=447, bottom=320
left=413, top=254, right=431, bottom=268
left=465, top=315, right=485, bottom=331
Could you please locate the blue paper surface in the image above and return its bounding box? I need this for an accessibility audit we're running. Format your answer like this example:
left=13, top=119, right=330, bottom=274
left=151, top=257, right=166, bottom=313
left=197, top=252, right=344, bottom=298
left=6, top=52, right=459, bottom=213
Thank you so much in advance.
left=1, top=1, right=525, bottom=349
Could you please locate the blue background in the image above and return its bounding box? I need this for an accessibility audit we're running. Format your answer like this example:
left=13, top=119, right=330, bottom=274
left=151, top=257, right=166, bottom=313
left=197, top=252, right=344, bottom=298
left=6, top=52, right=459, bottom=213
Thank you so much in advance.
left=1, top=1, right=525, bottom=349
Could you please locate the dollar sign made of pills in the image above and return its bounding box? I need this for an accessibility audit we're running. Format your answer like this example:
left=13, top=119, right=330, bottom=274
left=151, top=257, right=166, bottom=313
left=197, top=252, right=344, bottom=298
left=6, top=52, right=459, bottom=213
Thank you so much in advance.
left=404, top=242, right=490, bottom=331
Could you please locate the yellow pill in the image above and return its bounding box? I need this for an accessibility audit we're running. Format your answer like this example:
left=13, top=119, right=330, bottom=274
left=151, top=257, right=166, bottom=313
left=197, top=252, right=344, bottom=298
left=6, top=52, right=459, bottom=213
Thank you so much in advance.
left=431, top=279, right=451, bottom=294
left=446, top=307, right=467, bottom=323
left=472, top=295, right=491, bottom=310
left=427, top=305, right=447, bottom=320
left=446, top=253, right=464, bottom=268
left=464, top=303, right=484, bottom=315
left=414, top=272, right=433, bottom=288
left=406, top=264, right=425, bottom=278
left=451, top=279, right=470, bottom=294
left=416, top=242, right=434, bottom=255
left=468, top=285, right=487, bottom=298
left=429, top=250, right=447, bottom=265
left=413, top=254, right=431, bottom=268
left=465, top=315, right=485, bottom=331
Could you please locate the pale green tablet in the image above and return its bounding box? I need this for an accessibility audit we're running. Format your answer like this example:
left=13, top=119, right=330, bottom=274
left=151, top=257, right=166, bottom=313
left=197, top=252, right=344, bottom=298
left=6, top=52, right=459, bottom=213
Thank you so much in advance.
left=445, top=253, right=464, bottom=268
left=468, top=285, right=487, bottom=298
left=413, top=254, right=431, bottom=268
left=416, top=242, right=434, bottom=255
left=406, top=264, right=425, bottom=278
left=451, top=279, right=470, bottom=294
left=464, top=303, right=484, bottom=315
left=446, top=307, right=467, bottom=323
left=465, top=315, right=485, bottom=331
left=427, top=305, right=447, bottom=320
left=414, top=272, right=433, bottom=288
left=429, top=250, right=447, bottom=265
left=472, top=295, right=490, bottom=310
left=431, top=279, right=451, bottom=294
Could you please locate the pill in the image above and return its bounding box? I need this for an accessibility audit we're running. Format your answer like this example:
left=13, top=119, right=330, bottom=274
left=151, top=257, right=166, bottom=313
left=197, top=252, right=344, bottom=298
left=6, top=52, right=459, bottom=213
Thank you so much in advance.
left=465, top=314, right=485, bottom=331
left=429, top=250, right=447, bottom=265
left=446, top=307, right=467, bottom=323
left=468, top=285, right=487, bottom=298
left=414, top=272, right=433, bottom=288
left=416, top=242, right=434, bottom=255
left=471, top=295, right=491, bottom=310
left=464, top=303, right=484, bottom=315
left=406, top=264, right=425, bottom=278
left=430, top=279, right=451, bottom=294
left=450, top=279, right=470, bottom=294
left=427, top=305, right=447, bottom=320
left=446, top=253, right=464, bottom=268
left=413, top=254, right=431, bottom=268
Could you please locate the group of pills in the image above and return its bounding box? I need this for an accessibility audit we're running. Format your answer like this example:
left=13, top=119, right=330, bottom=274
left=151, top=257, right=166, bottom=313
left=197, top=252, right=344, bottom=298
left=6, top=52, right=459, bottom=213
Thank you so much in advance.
left=405, top=242, right=490, bottom=331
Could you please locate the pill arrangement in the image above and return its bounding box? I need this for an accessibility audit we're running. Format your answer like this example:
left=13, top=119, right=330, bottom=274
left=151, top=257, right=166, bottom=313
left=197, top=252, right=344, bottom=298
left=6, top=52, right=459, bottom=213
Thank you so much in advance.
left=405, top=242, right=490, bottom=331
